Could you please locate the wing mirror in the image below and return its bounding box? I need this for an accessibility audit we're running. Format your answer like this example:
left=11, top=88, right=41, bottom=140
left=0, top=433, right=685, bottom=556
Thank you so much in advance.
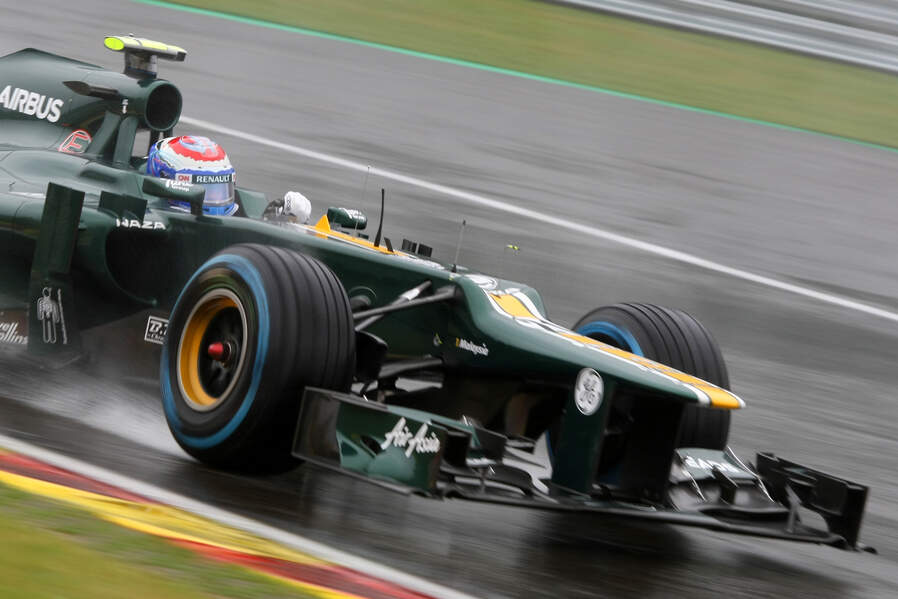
left=327, top=207, right=367, bottom=230
left=142, top=176, right=205, bottom=215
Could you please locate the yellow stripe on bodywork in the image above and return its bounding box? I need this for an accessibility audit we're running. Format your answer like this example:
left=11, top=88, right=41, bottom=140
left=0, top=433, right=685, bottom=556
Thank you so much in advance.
left=563, top=333, right=743, bottom=408
left=133, top=38, right=173, bottom=52
left=489, top=293, right=538, bottom=318
left=486, top=291, right=743, bottom=409
left=313, top=215, right=395, bottom=254
left=104, top=36, right=186, bottom=55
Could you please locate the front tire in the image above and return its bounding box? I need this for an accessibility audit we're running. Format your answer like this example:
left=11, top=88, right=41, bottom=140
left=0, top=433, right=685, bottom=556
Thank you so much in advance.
left=573, top=302, right=730, bottom=449
left=160, top=244, right=355, bottom=470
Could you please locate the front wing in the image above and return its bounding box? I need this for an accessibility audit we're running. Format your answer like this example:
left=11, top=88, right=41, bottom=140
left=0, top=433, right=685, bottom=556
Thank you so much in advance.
left=293, top=388, right=872, bottom=552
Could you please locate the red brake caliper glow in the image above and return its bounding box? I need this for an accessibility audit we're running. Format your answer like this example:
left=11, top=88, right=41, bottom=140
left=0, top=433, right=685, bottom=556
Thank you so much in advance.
left=207, top=342, right=227, bottom=361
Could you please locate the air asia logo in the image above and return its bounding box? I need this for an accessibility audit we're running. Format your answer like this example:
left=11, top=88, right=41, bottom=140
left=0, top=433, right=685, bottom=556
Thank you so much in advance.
left=455, top=337, right=489, bottom=357
left=58, top=129, right=91, bottom=154
left=144, top=316, right=169, bottom=344
left=116, top=218, right=165, bottom=230
left=380, top=417, right=441, bottom=457
left=0, top=321, right=26, bottom=345
left=193, top=173, right=234, bottom=184
left=0, top=85, right=64, bottom=123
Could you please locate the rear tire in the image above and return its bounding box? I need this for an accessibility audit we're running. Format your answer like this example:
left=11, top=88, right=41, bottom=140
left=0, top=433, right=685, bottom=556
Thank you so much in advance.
left=160, top=244, right=355, bottom=471
left=573, top=302, right=730, bottom=449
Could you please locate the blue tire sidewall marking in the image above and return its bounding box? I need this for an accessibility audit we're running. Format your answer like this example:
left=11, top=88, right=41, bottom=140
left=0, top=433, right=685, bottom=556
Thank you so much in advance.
left=161, top=253, right=270, bottom=449
left=575, top=321, right=644, bottom=356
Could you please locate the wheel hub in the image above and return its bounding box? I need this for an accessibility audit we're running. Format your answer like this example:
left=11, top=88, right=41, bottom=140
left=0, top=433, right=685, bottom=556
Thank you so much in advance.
left=176, top=288, right=248, bottom=412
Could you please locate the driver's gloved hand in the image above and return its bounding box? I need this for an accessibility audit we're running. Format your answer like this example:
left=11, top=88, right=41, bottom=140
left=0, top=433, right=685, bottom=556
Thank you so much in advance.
left=262, top=191, right=310, bottom=224
left=261, top=197, right=284, bottom=220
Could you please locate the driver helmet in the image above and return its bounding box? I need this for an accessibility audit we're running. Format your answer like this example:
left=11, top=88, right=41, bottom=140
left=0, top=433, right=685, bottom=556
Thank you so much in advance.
left=147, top=135, right=238, bottom=216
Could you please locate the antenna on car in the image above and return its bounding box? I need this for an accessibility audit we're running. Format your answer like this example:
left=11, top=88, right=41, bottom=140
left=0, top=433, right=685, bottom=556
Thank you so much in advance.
left=373, top=188, right=385, bottom=248
left=361, top=165, right=371, bottom=202
left=356, top=165, right=372, bottom=234
left=451, top=219, right=466, bottom=273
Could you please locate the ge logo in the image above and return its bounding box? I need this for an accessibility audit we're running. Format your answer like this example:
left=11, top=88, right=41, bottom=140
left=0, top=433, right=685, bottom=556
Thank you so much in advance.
left=574, top=368, right=604, bottom=416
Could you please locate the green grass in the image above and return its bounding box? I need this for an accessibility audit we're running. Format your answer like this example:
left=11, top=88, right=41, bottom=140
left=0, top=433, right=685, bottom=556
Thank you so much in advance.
left=0, top=483, right=315, bottom=598
left=154, top=0, right=898, bottom=147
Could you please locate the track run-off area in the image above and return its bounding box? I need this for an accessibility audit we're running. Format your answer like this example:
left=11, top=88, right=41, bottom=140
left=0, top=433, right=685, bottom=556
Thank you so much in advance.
left=1, top=0, right=898, bottom=597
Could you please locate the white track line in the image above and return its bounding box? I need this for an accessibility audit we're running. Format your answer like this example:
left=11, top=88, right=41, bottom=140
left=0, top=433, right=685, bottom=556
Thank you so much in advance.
left=0, top=433, right=476, bottom=599
left=182, top=116, right=898, bottom=325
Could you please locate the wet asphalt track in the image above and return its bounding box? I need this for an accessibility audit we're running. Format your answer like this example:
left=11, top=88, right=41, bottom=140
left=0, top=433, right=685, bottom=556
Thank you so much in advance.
left=2, top=0, right=898, bottom=597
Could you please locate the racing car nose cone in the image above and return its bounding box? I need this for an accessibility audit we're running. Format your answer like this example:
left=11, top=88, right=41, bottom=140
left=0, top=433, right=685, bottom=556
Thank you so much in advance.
left=207, top=342, right=228, bottom=361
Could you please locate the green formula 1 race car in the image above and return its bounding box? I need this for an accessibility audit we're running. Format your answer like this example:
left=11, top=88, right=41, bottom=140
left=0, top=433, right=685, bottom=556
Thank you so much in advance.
left=0, top=37, right=873, bottom=551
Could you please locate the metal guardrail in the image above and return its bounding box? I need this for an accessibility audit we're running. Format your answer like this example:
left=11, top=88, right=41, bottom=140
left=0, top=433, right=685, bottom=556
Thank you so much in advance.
left=556, top=0, right=898, bottom=74
left=738, top=0, right=898, bottom=37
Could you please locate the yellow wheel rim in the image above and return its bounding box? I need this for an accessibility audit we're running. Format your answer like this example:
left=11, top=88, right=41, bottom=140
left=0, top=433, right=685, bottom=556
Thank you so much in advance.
left=176, top=289, right=247, bottom=411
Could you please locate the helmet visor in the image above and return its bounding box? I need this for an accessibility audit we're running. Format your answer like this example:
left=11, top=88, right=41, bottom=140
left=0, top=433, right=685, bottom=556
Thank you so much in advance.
left=203, top=181, right=235, bottom=208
